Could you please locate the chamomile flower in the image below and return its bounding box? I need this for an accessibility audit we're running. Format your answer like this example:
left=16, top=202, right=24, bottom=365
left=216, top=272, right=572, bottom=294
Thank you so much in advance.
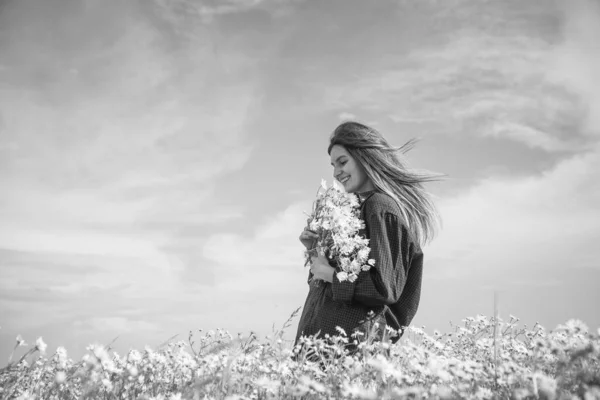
left=304, top=179, right=375, bottom=281
left=16, top=334, right=27, bottom=347
left=35, top=337, right=47, bottom=355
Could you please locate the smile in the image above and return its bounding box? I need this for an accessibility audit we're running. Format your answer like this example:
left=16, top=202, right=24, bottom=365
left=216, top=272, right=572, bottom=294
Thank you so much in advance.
left=340, top=176, right=350, bottom=184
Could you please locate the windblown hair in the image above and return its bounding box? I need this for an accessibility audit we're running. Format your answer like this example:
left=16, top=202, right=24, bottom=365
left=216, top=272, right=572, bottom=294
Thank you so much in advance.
left=328, top=121, right=444, bottom=247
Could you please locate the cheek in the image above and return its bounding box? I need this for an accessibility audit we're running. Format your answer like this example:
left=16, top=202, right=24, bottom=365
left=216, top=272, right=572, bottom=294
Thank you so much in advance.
left=355, top=167, right=368, bottom=184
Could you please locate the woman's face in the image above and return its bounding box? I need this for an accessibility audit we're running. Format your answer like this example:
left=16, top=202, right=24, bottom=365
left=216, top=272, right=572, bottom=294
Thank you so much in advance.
left=330, top=144, right=374, bottom=193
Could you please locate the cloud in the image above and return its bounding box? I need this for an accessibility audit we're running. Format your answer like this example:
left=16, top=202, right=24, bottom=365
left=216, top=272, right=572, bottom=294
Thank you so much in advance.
left=338, top=112, right=357, bottom=121
left=198, top=200, right=313, bottom=340
left=425, top=144, right=600, bottom=287
left=153, top=0, right=304, bottom=24
left=0, top=0, right=268, bottom=351
left=203, top=201, right=309, bottom=276
left=0, top=0, right=261, bottom=271
left=73, top=317, right=160, bottom=334
left=546, top=0, right=600, bottom=135
left=317, top=0, right=599, bottom=151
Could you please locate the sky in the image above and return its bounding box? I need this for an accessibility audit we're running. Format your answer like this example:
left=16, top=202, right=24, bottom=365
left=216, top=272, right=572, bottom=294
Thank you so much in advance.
left=0, top=0, right=599, bottom=361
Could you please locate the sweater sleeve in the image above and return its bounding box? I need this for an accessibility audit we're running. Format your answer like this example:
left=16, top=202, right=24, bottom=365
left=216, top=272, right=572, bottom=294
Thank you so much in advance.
left=330, top=208, right=408, bottom=306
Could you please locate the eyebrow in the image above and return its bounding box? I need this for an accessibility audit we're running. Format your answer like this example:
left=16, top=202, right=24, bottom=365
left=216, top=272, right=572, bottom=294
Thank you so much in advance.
left=330, top=155, right=347, bottom=166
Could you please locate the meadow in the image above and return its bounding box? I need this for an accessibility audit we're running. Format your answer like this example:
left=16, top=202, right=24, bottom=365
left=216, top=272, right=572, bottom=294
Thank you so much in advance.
left=1, top=310, right=599, bottom=400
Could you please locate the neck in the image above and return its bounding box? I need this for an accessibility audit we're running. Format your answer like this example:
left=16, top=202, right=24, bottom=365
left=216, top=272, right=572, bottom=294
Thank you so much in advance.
left=357, top=188, right=375, bottom=201
left=356, top=181, right=376, bottom=195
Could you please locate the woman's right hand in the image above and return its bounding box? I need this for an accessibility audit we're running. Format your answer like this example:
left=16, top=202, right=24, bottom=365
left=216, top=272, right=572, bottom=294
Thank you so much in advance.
left=299, top=228, right=318, bottom=250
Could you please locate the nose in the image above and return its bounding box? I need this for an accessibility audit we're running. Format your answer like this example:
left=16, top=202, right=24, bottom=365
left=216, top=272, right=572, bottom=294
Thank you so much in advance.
left=333, top=166, right=342, bottom=179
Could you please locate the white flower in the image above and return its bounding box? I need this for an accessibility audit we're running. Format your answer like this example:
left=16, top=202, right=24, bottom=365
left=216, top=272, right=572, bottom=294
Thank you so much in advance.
left=332, top=179, right=345, bottom=191
left=305, top=179, right=373, bottom=282
left=335, top=326, right=347, bottom=336
left=101, top=378, right=112, bottom=390
left=127, top=349, right=142, bottom=363
left=564, top=319, right=589, bottom=334
left=55, top=346, right=68, bottom=369
left=55, top=371, right=67, bottom=384
left=35, top=337, right=47, bottom=355
left=358, top=247, right=370, bottom=260
left=309, top=219, right=319, bottom=231
left=336, top=271, right=349, bottom=281
left=15, top=390, right=34, bottom=400
left=475, top=387, right=493, bottom=400
left=16, top=335, right=27, bottom=347
left=255, top=376, right=281, bottom=393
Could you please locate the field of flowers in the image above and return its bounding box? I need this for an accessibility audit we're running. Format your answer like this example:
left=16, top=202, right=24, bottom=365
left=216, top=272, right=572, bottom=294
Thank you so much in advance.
left=1, top=310, right=599, bottom=400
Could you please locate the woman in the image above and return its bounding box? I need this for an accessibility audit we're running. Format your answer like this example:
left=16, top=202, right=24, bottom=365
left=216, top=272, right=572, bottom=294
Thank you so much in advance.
left=295, top=121, right=442, bottom=355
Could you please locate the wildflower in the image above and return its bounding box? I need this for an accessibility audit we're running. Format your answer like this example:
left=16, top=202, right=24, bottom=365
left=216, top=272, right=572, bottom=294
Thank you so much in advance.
left=537, top=374, right=556, bottom=399
left=255, top=376, right=280, bottom=393
left=127, top=349, right=142, bottom=364
left=303, top=180, right=374, bottom=281
left=584, top=386, right=600, bottom=400
left=561, top=319, right=589, bottom=334
left=55, top=346, right=68, bottom=369
left=101, top=378, right=113, bottom=390
left=342, top=382, right=378, bottom=399
left=335, top=326, right=347, bottom=336
left=16, top=334, right=27, bottom=347
left=55, top=371, right=67, bottom=384
left=336, top=271, right=349, bottom=281
left=15, top=391, right=34, bottom=400
left=320, top=178, right=327, bottom=190
left=512, top=388, right=532, bottom=400
left=427, top=358, right=452, bottom=382
left=533, top=373, right=557, bottom=400
left=436, top=385, right=454, bottom=400
left=475, top=386, right=494, bottom=400
left=35, top=337, right=47, bottom=355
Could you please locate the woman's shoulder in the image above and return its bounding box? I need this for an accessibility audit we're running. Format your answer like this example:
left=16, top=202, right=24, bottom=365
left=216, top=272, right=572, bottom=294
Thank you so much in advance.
left=362, top=191, right=418, bottom=244
left=362, top=191, right=403, bottom=218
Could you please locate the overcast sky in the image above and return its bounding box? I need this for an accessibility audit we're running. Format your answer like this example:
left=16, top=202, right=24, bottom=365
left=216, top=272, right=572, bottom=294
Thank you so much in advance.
left=1, top=0, right=599, bottom=361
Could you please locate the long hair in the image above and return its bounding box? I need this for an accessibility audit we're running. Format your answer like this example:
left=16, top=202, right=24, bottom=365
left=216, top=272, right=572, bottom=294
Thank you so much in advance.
left=328, top=121, right=444, bottom=247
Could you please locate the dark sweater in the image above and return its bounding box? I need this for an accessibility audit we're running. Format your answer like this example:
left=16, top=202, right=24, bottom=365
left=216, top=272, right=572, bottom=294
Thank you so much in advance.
left=294, top=191, right=424, bottom=347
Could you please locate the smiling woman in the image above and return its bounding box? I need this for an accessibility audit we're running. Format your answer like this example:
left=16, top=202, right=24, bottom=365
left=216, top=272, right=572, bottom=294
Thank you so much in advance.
left=329, top=145, right=375, bottom=194
left=295, top=121, right=444, bottom=359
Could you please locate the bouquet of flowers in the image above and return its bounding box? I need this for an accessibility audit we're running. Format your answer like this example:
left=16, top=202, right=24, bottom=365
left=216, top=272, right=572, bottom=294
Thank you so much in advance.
left=304, top=179, right=375, bottom=282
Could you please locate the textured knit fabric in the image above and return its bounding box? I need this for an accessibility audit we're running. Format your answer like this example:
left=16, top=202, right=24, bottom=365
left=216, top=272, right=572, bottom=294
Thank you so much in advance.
left=294, top=190, right=424, bottom=350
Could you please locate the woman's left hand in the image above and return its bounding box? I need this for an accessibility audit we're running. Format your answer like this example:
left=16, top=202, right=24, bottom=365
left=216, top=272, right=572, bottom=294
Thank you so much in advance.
left=309, top=254, right=335, bottom=283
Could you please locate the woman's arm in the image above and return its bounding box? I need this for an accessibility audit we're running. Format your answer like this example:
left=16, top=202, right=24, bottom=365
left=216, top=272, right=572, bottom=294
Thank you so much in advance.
left=330, top=209, right=410, bottom=306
